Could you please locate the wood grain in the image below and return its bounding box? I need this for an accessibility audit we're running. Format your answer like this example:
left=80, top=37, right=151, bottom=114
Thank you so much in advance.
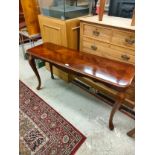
left=27, top=42, right=135, bottom=88
left=80, top=18, right=135, bottom=107
left=27, top=42, right=135, bottom=130
left=21, top=0, right=40, bottom=35
left=99, top=0, right=106, bottom=21
left=38, top=15, right=80, bottom=82
left=131, top=9, right=135, bottom=26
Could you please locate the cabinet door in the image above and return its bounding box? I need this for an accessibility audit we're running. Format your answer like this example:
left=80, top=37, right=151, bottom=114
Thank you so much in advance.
left=38, top=15, right=67, bottom=46
left=43, top=24, right=62, bottom=44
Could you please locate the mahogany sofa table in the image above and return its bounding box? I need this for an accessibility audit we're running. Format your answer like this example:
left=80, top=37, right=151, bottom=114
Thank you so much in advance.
left=27, top=42, right=135, bottom=130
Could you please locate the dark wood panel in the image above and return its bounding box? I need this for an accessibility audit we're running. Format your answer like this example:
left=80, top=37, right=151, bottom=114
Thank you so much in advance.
left=28, top=42, right=134, bottom=89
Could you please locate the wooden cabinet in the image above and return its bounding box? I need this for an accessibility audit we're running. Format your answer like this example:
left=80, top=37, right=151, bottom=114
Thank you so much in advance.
left=79, top=15, right=135, bottom=108
left=80, top=22, right=135, bottom=65
left=38, top=15, right=80, bottom=81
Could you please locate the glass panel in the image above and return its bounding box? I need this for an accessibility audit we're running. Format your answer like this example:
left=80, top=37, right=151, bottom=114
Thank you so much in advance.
left=38, top=0, right=91, bottom=20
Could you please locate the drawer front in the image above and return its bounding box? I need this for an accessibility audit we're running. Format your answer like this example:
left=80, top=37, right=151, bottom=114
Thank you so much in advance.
left=111, top=45, right=135, bottom=56
left=112, top=30, right=135, bottom=49
left=108, top=48, right=135, bottom=64
left=81, top=37, right=110, bottom=57
left=83, top=24, right=112, bottom=43
left=81, top=37, right=134, bottom=64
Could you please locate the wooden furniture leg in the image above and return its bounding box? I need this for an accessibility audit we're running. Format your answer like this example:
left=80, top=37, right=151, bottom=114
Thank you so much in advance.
left=109, top=92, right=126, bottom=130
left=127, top=128, right=135, bottom=137
left=99, top=0, right=106, bottom=21
left=131, top=9, right=135, bottom=26
left=49, top=63, right=54, bottom=79
left=28, top=55, right=41, bottom=90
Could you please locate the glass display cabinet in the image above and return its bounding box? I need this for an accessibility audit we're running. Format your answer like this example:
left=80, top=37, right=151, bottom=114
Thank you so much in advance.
left=38, top=0, right=91, bottom=19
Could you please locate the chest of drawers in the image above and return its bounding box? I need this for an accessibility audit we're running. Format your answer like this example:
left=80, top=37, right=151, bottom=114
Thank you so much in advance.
left=80, top=21, right=135, bottom=65
left=79, top=15, right=135, bottom=108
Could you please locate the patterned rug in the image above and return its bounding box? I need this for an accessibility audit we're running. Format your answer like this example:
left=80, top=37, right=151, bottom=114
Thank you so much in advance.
left=19, top=81, right=86, bottom=155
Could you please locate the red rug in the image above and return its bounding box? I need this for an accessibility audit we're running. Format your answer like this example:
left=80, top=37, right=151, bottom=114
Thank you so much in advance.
left=19, top=81, right=86, bottom=155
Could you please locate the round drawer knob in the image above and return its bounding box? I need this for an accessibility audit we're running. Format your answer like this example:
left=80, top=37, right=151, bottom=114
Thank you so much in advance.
left=93, top=30, right=100, bottom=36
left=125, top=38, right=135, bottom=44
left=121, top=54, right=130, bottom=61
left=91, top=45, right=97, bottom=51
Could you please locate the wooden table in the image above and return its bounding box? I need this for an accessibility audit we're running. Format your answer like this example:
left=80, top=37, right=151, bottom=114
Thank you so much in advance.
left=27, top=42, right=135, bottom=130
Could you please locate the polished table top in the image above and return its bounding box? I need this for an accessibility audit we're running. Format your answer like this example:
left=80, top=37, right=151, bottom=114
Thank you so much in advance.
left=27, top=43, right=135, bottom=88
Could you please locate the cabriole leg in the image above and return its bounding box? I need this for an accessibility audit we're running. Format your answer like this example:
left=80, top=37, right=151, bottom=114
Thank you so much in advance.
left=49, top=63, right=54, bottom=79
left=28, top=55, right=41, bottom=90
left=109, top=92, right=126, bottom=130
left=127, top=128, right=135, bottom=137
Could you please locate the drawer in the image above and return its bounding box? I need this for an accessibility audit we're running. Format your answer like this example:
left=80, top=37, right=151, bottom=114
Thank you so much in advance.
left=81, top=37, right=110, bottom=57
left=81, top=37, right=134, bottom=64
left=108, top=48, right=135, bottom=64
left=112, top=30, right=135, bottom=49
left=83, top=24, right=112, bottom=43
left=111, top=45, right=135, bottom=56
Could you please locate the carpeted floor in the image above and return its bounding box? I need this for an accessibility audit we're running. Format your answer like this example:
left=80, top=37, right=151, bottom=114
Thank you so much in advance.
left=19, top=81, right=86, bottom=155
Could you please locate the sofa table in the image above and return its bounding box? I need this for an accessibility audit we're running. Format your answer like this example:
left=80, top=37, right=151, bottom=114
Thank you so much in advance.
left=27, top=42, right=134, bottom=130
